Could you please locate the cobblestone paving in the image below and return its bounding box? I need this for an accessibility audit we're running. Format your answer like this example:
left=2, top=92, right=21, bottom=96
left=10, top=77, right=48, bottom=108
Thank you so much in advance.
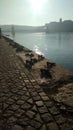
left=0, top=38, right=69, bottom=130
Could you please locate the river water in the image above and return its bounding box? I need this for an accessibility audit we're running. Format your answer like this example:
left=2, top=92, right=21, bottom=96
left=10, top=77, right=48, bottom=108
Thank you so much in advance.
left=4, top=32, right=73, bottom=71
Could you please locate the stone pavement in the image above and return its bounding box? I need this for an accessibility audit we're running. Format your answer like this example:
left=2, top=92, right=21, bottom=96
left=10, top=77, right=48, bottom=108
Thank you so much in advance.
left=0, top=38, right=72, bottom=130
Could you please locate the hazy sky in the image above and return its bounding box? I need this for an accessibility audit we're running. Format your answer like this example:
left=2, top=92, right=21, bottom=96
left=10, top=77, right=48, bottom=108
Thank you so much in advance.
left=0, top=0, right=73, bottom=26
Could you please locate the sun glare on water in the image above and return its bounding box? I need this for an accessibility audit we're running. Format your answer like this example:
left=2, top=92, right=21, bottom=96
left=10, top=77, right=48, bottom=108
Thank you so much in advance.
left=30, top=0, right=46, bottom=14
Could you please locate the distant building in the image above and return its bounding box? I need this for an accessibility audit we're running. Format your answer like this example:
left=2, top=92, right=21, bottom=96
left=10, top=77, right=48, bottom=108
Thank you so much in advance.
left=45, top=18, right=73, bottom=33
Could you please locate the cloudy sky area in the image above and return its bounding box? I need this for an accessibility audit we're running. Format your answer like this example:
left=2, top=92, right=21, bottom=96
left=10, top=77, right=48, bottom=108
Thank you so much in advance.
left=0, top=0, right=73, bottom=26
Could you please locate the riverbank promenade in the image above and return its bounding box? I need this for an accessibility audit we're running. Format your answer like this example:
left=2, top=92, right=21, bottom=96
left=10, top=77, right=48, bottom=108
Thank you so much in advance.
left=0, top=37, right=73, bottom=130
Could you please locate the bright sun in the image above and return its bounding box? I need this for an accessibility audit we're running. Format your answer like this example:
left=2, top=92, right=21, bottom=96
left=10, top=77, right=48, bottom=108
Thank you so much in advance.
left=31, top=0, right=46, bottom=14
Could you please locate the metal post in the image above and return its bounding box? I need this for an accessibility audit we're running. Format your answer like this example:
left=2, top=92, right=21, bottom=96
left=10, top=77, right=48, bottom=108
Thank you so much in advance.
left=11, top=25, right=15, bottom=42
left=0, top=28, right=2, bottom=38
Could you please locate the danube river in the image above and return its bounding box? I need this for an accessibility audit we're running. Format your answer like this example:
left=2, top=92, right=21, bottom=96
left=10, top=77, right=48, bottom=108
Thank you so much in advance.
left=4, top=32, right=73, bottom=71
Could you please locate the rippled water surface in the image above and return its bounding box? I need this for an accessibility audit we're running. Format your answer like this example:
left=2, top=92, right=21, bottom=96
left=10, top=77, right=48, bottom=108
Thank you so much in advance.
left=4, top=32, right=73, bottom=71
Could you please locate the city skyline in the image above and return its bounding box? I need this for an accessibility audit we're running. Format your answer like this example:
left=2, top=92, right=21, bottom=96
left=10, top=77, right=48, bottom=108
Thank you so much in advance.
left=0, top=0, right=73, bottom=26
